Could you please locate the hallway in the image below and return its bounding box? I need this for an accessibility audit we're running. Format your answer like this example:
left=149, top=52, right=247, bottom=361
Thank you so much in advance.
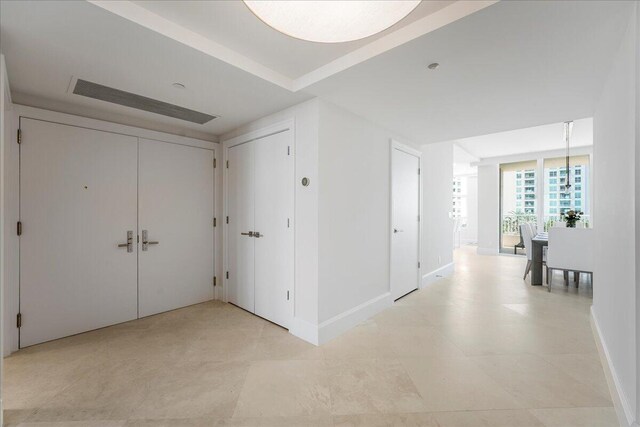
left=3, top=247, right=616, bottom=426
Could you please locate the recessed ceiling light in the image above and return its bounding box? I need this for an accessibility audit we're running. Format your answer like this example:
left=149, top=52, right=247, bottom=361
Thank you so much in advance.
left=172, top=82, right=186, bottom=89
left=243, top=1, right=421, bottom=43
left=427, top=63, right=440, bottom=70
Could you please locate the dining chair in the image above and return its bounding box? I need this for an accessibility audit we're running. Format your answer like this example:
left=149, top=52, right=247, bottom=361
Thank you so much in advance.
left=520, top=224, right=545, bottom=280
left=546, top=227, right=593, bottom=292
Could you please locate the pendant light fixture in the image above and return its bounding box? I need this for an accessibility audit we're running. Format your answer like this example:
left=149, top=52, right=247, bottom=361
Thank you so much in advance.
left=562, top=121, right=574, bottom=195
left=243, top=1, right=421, bottom=43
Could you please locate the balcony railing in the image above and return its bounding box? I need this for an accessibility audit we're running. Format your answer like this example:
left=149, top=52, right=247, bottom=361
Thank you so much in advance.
left=503, top=213, right=592, bottom=232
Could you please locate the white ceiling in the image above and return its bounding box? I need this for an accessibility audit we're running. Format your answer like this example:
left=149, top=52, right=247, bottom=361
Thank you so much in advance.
left=130, top=0, right=454, bottom=80
left=455, top=118, right=593, bottom=160
left=0, top=0, right=311, bottom=140
left=0, top=1, right=634, bottom=143
left=305, top=0, right=633, bottom=143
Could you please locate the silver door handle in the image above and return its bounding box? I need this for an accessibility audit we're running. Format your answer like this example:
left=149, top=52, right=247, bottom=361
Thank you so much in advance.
left=241, top=231, right=254, bottom=236
left=141, top=229, right=159, bottom=251
left=394, top=229, right=404, bottom=233
left=254, top=232, right=262, bottom=238
left=118, top=231, right=134, bottom=252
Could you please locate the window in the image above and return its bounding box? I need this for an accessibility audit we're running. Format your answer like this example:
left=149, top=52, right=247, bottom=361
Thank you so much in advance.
left=560, top=200, right=571, bottom=207
left=549, top=178, right=557, bottom=184
left=549, top=208, right=557, bottom=214
left=525, top=194, right=535, bottom=200
left=549, top=186, right=557, bottom=192
left=525, top=179, right=535, bottom=185
left=549, top=193, right=557, bottom=199
left=549, top=201, right=557, bottom=207
left=549, top=171, right=557, bottom=177
left=575, top=177, right=582, bottom=183
left=516, top=188, right=522, bottom=193
left=516, top=194, right=522, bottom=200
left=516, top=180, right=522, bottom=186
left=575, top=200, right=582, bottom=207
left=575, top=192, right=582, bottom=199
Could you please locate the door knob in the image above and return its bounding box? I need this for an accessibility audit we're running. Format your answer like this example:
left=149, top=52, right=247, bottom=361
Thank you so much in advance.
left=141, top=229, right=159, bottom=251
left=394, top=228, right=404, bottom=233
left=241, top=231, right=254, bottom=237
left=117, top=231, right=134, bottom=252
left=254, top=232, right=262, bottom=238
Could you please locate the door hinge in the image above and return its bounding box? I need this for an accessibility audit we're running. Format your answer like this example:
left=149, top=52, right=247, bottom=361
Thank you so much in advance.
left=17, top=221, right=22, bottom=236
left=213, top=276, right=217, bottom=287
left=213, top=158, right=217, bottom=168
left=418, top=262, right=421, bottom=269
left=17, top=128, right=22, bottom=144
left=226, top=160, right=229, bottom=169
left=287, top=218, right=290, bottom=228
left=16, top=313, right=22, bottom=328
left=213, top=217, right=217, bottom=227
left=287, top=290, right=290, bottom=301
left=226, top=271, right=229, bottom=279
left=287, top=146, right=290, bottom=155
left=226, top=216, right=229, bottom=224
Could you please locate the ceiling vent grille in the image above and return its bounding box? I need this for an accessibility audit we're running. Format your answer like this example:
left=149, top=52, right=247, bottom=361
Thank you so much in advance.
left=73, top=79, right=217, bottom=124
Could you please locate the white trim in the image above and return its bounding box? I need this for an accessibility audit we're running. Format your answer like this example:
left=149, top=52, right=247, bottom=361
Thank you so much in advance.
left=591, top=307, right=637, bottom=427
left=421, top=262, right=454, bottom=288
left=472, top=146, right=593, bottom=167
left=318, top=292, right=393, bottom=345
left=289, top=317, right=319, bottom=346
left=477, top=247, right=499, bottom=255
left=14, top=105, right=218, bottom=148
left=389, top=139, right=422, bottom=300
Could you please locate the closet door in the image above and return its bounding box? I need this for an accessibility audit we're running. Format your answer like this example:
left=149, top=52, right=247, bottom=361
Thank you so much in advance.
left=19, top=118, right=138, bottom=347
left=254, top=131, right=294, bottom=328
left=226, top=142, right=255, bottom=312
left=138, top=138, right=214, bottom=317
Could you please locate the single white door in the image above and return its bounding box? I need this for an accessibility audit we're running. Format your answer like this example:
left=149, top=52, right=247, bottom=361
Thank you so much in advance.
left=254, top=131, right=294, bottom=328
left=391, top=146, right=421, bottom=300
left=138, top=139, right=214, bottom=317
left=226, top=142, right=255, bottom=312
left=19, top=118, right=138, bottom=347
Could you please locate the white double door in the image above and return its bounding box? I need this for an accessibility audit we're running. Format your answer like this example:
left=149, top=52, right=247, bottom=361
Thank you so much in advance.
left=19, top=118, right=214, bottom=347
left=226, top=130, right=293, bottom=329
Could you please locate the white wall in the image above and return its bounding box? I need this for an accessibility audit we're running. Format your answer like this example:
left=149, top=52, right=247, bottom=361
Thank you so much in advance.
left=591, top=4, right=638, bottom=426
left=463, top=174, right=478, bottom=244
left=421, top=142, right=454, bottom=275
left=477, top=164, right=500, bottom=254
left=1, top=57, right=18, bottom=358
left=317, top=100, right=418, bottom=324
left=221, top=99, right=321, bottom=334
left=222, top=98, right=452, bottom=345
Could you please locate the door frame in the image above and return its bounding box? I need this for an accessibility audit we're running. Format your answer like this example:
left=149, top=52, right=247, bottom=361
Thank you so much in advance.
left=389, top=139, right=423, bottom=299
left=222, top=119, right=295, bottom=321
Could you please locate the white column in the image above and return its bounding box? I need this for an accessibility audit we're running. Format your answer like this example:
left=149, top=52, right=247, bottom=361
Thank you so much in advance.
left=536, top=158, right=545, bottom=233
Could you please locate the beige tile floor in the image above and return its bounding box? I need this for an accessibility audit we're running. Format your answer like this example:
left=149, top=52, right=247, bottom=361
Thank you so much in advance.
left=3, top=247, right=618, bottom=426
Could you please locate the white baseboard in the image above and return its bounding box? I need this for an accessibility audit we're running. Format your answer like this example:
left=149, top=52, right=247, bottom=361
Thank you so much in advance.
left=317, top=292, right=393, bottom=345
left=477, top=247, right=499, bottom=255
left=421, top=262, right=454, bottom=288
left=591, top=307, right=636, bottom=427
left=289, top=317, right=319, bottom=346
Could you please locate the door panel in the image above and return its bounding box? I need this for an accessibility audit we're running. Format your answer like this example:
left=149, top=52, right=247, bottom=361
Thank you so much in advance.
left=391, top=148, right=420, bottom=300
left=138, top=139, right=214, bottom=317
left=254, top=131, right=294, bottom=328
left=19, top=118, right=138, bottom=347
left=226, top=142, right=255, bottom=312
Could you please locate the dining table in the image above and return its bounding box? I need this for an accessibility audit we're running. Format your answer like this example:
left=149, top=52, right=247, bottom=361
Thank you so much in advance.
left=531, top=232, right=548, bottom=286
